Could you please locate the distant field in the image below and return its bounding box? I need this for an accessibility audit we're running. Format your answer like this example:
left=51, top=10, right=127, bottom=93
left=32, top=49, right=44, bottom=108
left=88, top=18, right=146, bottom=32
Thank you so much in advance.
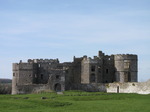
left=0, top=79, right=12, bottom=84
left=0, top=91, right=149, bottom=112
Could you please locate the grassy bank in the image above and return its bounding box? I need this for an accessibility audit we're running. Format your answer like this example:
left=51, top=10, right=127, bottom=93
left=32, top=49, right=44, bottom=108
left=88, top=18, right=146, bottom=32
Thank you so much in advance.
left=0, top=91, right=149, bottom=112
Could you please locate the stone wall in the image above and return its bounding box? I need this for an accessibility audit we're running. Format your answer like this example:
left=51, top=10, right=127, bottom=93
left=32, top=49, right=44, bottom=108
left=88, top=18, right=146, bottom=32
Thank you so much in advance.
left=72, top=57, right=82, bottom=84
left=71, top=83, right=107, bottom=92
left=107, top=79, right=150, bottom=94
left=12, top=84, right=50, bottom=94
left=103, top=55, right=115, bottom=83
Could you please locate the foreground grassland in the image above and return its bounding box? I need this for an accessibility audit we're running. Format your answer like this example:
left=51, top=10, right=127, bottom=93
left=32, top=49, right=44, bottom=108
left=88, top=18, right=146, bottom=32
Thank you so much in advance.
left=0, top=91, right=150, bottom=112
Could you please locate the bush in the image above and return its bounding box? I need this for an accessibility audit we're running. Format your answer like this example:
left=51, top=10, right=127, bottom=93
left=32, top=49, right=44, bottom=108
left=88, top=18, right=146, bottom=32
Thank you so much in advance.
left=0, top=83, right=12, bottom=94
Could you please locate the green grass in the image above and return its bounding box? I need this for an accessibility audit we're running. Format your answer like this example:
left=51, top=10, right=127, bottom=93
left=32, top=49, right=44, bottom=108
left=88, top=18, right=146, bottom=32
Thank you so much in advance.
left=0, top=91, right=150, bottom=112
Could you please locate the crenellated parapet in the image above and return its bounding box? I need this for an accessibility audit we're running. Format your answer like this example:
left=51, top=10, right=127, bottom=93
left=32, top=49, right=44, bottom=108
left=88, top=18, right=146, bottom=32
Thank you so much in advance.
left=28, top=59, right=59, bottom=63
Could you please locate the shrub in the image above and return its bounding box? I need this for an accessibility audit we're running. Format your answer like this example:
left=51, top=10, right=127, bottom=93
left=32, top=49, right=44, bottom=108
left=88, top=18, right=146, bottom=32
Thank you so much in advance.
left=0, top=83, right=12, bottom=94
left=132, top=83, right=135, bottom=86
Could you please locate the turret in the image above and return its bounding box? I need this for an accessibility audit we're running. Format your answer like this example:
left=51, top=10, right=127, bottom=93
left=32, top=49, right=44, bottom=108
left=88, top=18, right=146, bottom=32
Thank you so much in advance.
left=114, top=54, right=138, bottom=82
left=12, top=63, right=19, bottom=94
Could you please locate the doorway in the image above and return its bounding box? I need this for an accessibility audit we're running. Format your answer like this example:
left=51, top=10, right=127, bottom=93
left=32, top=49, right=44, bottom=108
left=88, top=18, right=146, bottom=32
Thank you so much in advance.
left=54, top=83, right=61, bottom=92
left=117, top=86, right=119, bottom=93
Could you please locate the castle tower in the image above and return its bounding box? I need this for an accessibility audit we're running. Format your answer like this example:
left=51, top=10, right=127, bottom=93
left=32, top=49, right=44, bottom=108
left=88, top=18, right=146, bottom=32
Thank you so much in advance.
left=114, top=54, right=138, bottom=82
left=12, top=61, right=37, bottom=94
left=81, top=56, right=103, bottom=84
left=12, top=63, right=19, bottom=94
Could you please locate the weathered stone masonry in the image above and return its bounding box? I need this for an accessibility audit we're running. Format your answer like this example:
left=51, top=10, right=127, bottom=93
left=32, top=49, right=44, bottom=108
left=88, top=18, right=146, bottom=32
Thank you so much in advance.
left=12, top=51, right=138, bottom=94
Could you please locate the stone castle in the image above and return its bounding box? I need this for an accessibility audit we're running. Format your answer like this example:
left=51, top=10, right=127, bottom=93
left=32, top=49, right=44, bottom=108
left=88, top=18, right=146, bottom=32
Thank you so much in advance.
left=12, top=51, right=138, bottom=94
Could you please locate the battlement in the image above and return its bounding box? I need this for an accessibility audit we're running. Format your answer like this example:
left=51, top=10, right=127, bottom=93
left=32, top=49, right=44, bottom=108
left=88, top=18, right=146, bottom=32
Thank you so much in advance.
left=114, top=54, right=137, bottom=60
left=28, top=59, right=59, bottom=63
left=73, top=56, right=83, bottom=63
left=13, top=63, right=34, bottom=70
left=98, top=51, right=105, bottom=57
left=82, top=57, right=99, bottom=64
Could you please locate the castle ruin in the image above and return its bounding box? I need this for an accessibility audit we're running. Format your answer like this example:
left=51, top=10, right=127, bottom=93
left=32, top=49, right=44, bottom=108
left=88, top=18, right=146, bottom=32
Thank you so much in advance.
left=12, top=51, right=138, bottom=94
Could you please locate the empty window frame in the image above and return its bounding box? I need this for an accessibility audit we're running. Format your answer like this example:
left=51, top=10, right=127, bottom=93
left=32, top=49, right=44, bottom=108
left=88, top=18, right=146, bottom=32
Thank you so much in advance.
left=128, top=72, right=131, bottom=82
left=106, top=69, right=109, bottom=74
left=56, top=75, right=60, bottom=80
left=98, top=66, right=101, bottom=73
left=41, top=74, right=43, bottom=79
left=90, top=73, right=96, bottom=83
left=91, top=66, right=96, bottom=72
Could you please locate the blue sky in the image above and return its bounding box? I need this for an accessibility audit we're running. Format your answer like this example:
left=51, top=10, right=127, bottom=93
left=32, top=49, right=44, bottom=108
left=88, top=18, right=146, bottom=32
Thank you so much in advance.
left=0, top=0, right=150, bottom=81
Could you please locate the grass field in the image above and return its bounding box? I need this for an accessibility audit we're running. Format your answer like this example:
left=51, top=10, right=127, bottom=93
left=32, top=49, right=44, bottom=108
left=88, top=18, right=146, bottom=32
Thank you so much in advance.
left=0, top=91, right=150, bottom=112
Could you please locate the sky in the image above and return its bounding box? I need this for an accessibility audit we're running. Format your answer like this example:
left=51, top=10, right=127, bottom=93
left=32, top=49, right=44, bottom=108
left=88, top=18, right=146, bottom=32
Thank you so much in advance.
left=0, top=0, right=150, bottom=82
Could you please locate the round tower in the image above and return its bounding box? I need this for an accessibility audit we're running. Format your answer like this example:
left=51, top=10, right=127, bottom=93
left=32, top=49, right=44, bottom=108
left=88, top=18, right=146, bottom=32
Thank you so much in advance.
left=12, top=63, right=19, bottom=94
left=114, top=54, right=138, bottom=83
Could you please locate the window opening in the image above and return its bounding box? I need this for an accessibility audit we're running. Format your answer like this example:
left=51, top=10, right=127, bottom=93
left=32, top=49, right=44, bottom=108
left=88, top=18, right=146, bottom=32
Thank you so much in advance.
left=56, top=75, right=60, bottom=80
left=106, top=69, right=109, bottom=74
left=41, top=74, right=43, bottom=79
left=128, top=72, right=131, bottom=82
left=90, top=73, right=96, bottom=82
left=91, top=66, right=95, bottom=72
